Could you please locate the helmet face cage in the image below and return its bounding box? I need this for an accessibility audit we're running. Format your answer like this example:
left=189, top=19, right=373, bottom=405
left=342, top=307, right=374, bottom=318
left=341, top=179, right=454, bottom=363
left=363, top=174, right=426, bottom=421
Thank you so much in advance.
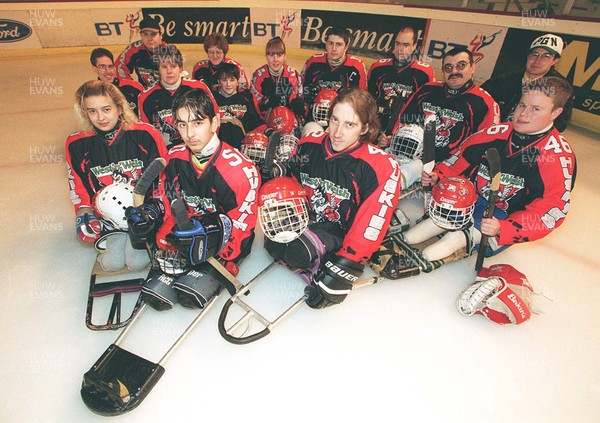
left=241, top=132, right=268, bottom=166
left=428, top=177, right=477, bottom=230
left=93, top=182, right=135, bottom=230
left=259, top=198, right=309, bottom=243
left=276, top=133, right=299, bottom=161
left=389, top=124, right=424, bottom=163
left=312, top=90, right=337, bottom=127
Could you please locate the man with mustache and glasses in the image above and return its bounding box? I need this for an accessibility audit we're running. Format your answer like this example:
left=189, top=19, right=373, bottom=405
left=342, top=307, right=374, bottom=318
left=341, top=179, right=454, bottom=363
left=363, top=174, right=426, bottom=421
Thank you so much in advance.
left=481, top=34, right=572, bottom=132
left=382, top=47, right=499, bottom=165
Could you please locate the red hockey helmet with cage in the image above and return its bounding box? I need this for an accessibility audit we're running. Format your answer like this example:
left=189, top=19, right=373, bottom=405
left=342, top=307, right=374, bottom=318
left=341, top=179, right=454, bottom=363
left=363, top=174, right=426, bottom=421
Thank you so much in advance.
left=312, top=89, right=338, bottom=126
left=258, top=177, right=309, bottom=243
left=241, top=131, right=269, bottom=165
left=267, top=106, right=296, bottom=135
left=428, top=176, right=477, bottom=230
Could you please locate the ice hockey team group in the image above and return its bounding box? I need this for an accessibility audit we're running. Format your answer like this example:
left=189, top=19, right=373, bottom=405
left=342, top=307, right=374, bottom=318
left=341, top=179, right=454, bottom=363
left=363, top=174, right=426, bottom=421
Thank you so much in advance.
left=66, top=15, right=576, bottom=325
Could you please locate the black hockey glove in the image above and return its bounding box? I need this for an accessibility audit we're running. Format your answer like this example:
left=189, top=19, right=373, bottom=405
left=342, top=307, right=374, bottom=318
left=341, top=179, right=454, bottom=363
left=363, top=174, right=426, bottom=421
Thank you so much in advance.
left=290, top=97, right=307, bottom=118
left=262, top=78, right=277, bottom=98
left=125, top=199, right=165, bottom=249
left=305, top=255, right=364, bottom=309
left=166, top=212, right=232, bottom=266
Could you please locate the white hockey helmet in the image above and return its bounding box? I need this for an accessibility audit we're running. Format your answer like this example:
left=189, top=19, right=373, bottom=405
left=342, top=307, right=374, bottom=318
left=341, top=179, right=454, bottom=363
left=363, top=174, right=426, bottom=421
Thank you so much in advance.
left=428, top=176, right=477, bottom=230
left=276, top=133, right=299, bottom=161
left=258, top=177, right=309, bottom=243
left=93, top=182, right=135, bottom=230
left=389, top=124, right=424, bottom=163
left=312, top=89, right=338, bottom=127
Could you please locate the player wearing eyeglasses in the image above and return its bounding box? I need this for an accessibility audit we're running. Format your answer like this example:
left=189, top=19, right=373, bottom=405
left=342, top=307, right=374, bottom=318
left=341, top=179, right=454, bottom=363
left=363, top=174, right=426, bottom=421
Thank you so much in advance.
left=90, top=48, right=143, bottom=115
left=481, top=34, right=572, bottom=132
left=384, top=47, right=499, bottom=164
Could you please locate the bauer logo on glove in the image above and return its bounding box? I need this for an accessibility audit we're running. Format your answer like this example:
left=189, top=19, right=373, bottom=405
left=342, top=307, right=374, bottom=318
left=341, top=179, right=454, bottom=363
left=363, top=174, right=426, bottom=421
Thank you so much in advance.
left=166, top=212, right=232, bottom=266
left=457, top=264, right=533, bottom=325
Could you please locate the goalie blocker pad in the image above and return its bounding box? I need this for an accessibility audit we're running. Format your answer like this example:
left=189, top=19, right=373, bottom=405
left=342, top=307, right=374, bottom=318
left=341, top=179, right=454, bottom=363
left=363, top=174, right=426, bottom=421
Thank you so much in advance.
left=457, top=264, right=533, bottom=325
left=140, top=269, right=179, bottom=311
left=172, top=263, right=222, bottom=309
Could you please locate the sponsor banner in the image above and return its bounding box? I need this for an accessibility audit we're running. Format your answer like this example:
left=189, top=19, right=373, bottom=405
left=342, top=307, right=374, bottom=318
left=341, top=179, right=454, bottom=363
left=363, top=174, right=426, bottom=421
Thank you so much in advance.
left=91, top=8, right=144, bottom=46
left=141, top=8, right=251, bottom=45
left=299, top=9, right=428, bottom=60
left=492, top=29, right=600, bottom=117
left=250, top=7, right=301, bottom=49
left=424, top=21, right=507, bottom=83
left=0, top=11, right=42, bottom=49
left=30, top=8, right=97, bottom=48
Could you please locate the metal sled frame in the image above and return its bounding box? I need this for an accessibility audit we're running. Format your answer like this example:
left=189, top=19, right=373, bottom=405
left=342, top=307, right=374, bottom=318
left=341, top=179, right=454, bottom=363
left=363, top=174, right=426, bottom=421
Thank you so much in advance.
left=81, top=290, right=222, bottom=416
left=218, top=261, right=307, bottom=344
left=86, top=260, right=146, bottom=331
left=218, top=261, right=388, bottom=345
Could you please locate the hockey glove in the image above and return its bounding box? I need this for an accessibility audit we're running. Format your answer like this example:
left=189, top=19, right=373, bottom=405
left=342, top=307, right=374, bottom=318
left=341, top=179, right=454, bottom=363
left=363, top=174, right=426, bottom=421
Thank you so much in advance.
left=76, top=211, right=102, bottom=243
left=166, top=212, right=232, bottom=267
left=290, top=97, right=307, bottom=118
left=305, top=255, right=364, bottom=309
left=125, top=199, right=165, bottom=249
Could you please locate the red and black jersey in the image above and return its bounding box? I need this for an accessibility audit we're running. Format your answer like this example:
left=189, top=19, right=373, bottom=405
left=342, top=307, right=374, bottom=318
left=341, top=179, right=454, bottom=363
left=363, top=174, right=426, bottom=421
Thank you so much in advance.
left=159, top=139, right=260, bottom=261
left=288, top=132, right=401, bottom=263
left=115, top=40, right=167, bottom=88
left=435, top=123, right=575, bottom=245
left=367, top=58, right=434, bottom=130
left=113, top=77, right=143, bottom=115
left=301, top=53, right=367, bottom=102
left=138, top=79, right=217, bottom=145
left=192, top=58, right=248, bottom=92
left=394, top=80, right=500, bottom=163
left=213, top=89, right=267, bottom=149
left=65, top=122, right=168, bottom=214
left=250, top=64, right=302, bottom=116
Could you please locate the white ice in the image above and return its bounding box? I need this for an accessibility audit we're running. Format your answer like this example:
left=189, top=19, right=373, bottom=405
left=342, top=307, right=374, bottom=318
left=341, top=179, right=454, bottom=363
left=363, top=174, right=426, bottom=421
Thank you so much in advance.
left=0, top=45, right=599, bottom=423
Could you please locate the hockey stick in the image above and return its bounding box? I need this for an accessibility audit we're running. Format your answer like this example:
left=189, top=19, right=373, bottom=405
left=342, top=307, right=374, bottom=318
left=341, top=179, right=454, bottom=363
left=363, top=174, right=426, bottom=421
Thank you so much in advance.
left=262, top=129, right=280, bottom=178
left=384, top=91, right=407, bottom=136
left=475, top=147, right=501, bottom=272
left=132, top=157, right=166, bottom=208
left=421, top=113, right=437, bottom=211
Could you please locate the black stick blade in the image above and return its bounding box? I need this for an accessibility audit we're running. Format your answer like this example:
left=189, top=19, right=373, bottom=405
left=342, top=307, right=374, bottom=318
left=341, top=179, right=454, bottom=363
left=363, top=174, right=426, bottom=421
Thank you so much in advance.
left=132, top=158, right=166, bottom=206
left=422, top=113, right=437, bottom=174
left=475, top=147, right=501, bottom=272
left=170, top=198, right=194, bottom=231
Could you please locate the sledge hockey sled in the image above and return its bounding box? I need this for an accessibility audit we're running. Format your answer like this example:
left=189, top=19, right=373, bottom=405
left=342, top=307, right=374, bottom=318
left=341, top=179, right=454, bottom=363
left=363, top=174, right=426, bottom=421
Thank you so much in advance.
left=81, top=288, right=222, bottom=416
left=218, top=261, right=388, bottom=345
left=86, top=260, right=147, bottom=331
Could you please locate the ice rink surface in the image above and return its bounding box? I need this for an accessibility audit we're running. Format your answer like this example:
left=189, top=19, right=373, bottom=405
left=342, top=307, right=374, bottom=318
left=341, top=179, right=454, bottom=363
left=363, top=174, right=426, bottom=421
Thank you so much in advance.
left=0, top=45, right=599, bottom=423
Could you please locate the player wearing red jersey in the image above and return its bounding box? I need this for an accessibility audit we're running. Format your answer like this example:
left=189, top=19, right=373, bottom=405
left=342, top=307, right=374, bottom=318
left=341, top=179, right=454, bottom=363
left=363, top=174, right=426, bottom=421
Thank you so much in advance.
left=114, top=16, right=166, bottom=88
left=411, top=76, right=575, bottom=260
left=265, top=88, right=401, bottom=308
left=192, top=32, right=248, bottom=92
left=66, top=80, right=168, bottom=271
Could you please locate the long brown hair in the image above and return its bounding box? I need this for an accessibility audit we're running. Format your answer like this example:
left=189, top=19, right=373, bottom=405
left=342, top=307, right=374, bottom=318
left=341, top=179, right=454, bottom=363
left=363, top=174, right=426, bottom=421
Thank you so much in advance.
left=328, top=88, right=380, bottom=143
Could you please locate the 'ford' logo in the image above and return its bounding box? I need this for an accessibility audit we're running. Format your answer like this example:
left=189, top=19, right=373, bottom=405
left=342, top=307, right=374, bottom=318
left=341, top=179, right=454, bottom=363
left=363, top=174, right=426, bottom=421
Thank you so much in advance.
left=0, top=19, right=32, bottom=43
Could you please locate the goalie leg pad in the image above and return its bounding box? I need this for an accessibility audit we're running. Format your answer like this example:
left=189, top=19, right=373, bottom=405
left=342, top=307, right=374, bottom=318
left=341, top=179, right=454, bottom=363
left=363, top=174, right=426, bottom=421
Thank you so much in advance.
left=140, top=269, right=179, bottom=311
left=124, top=235, right=150, bottom=271
left=98, top=232, right=127, bottom=272
left=172, top=263, right=221, bottom=309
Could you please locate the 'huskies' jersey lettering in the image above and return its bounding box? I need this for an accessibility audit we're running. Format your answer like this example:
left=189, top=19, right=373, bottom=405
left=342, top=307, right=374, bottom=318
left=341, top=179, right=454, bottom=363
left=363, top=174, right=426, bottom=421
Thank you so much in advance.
left=289, top=132, right=400, bottom=262
left=435, top=123, right=575, bottom=245
left=160, top=141, right=260, bottom=261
